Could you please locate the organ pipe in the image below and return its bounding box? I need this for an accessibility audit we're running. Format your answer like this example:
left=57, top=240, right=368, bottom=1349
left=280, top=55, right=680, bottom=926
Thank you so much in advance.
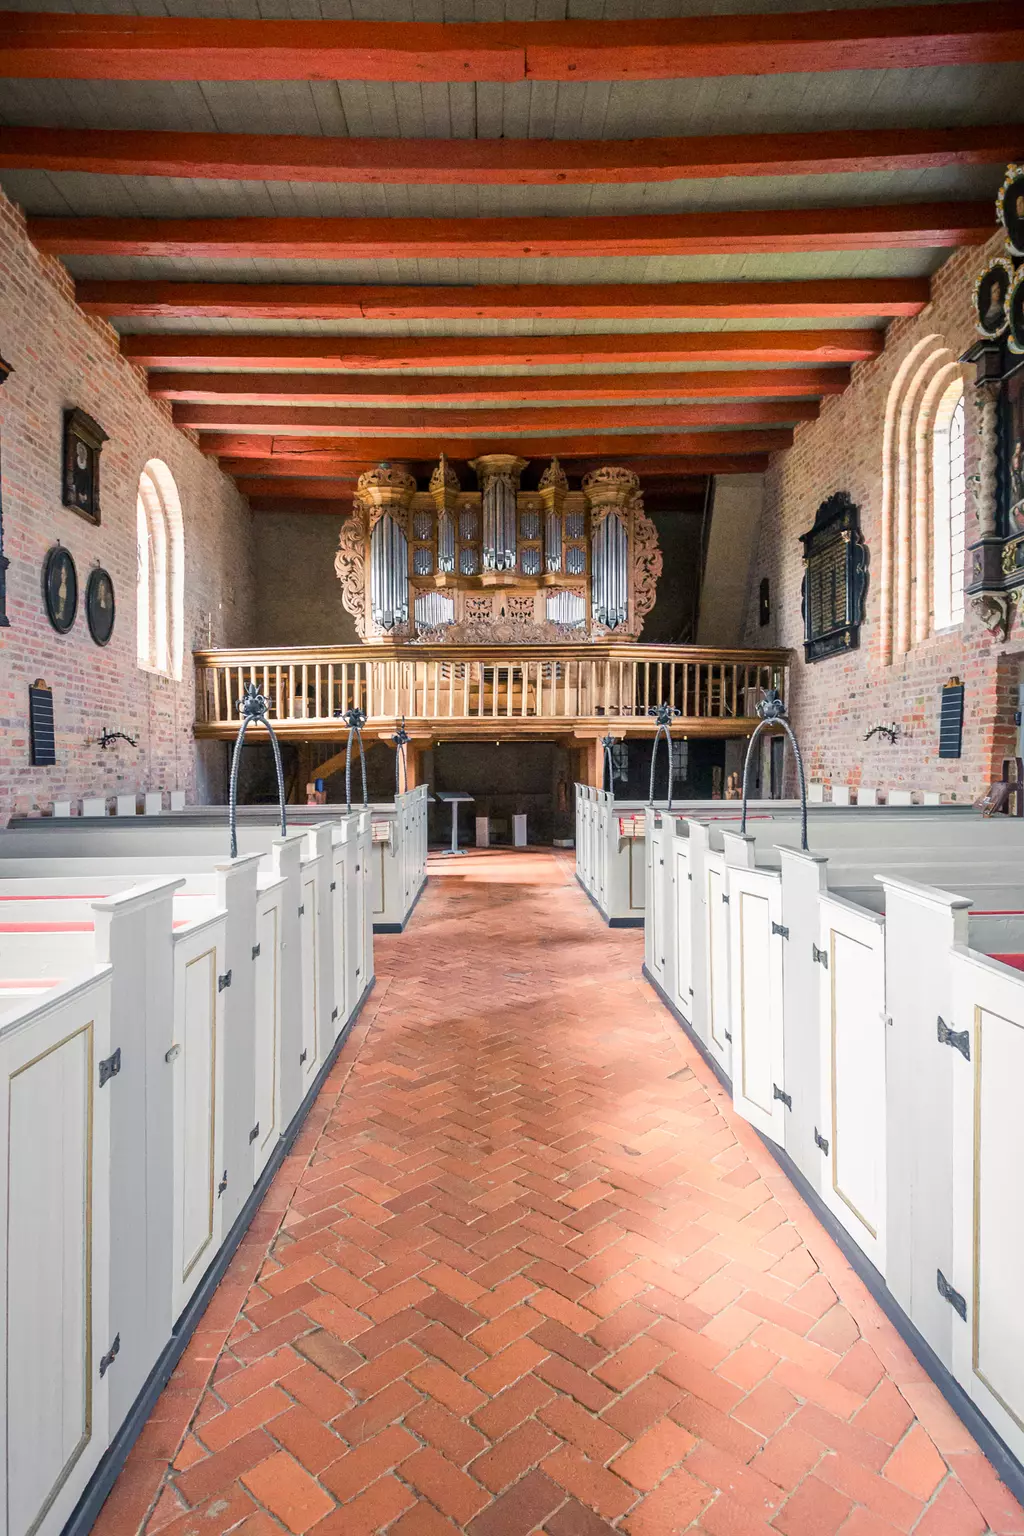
left=591, top=512, right=629, bottom=630
left=370, top=512, right=409, bottom=631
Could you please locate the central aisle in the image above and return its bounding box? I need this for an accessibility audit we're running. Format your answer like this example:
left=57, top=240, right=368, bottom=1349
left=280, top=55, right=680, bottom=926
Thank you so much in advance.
left=98, top=851, right=1022, bottom=1536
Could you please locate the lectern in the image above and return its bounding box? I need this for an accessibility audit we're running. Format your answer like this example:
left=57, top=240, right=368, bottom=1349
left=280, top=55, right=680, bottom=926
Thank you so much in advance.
left=435, top=791, right=474, bottom=856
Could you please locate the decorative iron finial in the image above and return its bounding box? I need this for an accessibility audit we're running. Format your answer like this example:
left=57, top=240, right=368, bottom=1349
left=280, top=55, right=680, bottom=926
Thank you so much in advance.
left=392, top=718, right=410, bottom=749
left=343, top=706, right=367, bottom=731
left=648, top=702, right=682, bottom=728
left=756, top=688, right=787, bottom=722
left=239, top=680, right=270, bottom=721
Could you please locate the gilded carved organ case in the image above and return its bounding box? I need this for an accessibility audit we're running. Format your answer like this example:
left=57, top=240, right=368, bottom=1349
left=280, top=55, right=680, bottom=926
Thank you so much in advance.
left=334, top=454, right=662, bottom=644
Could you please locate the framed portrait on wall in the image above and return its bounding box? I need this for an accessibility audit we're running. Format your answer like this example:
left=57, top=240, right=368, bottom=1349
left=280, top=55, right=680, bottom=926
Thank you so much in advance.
left=43, top=544, right=78, bottom=633
left=86, top=565, right=115, bottom=645
left=62, top=407, right=108, bottom=525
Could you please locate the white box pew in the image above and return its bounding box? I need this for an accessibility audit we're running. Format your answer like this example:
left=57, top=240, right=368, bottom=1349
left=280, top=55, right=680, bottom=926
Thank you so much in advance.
left=370, top=786, right=429, bottom=932
left=0, top=969, right=114, bottom=1536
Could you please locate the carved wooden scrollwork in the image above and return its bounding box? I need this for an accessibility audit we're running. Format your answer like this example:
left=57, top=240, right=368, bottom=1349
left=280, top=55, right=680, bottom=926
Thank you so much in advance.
left=629, top=495, right=663, bottom=638
left=334, top=500, right=368, bottom=639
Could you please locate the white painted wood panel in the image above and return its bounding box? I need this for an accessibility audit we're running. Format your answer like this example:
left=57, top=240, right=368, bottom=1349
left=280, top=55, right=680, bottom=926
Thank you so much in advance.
left=253, top=902, right=281, bottom=1179
left=670, top=839, right=691, bottom=1021
left=299, top=874, right=319, bottom=1089
left=171, top=924, right=224, bottom=1319
left=0, top=975, right=111, bottom=1536
left=705, top=854, right=731, bottom=1077
left=951, top=952, right=1024, bottom=1463
left=819, top=898, right=887, bottom=1272
left=730, top=871, right=786, bottom=1144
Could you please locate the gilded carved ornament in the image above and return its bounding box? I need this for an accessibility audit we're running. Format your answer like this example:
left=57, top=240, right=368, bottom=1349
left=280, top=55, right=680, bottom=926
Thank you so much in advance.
left=334, top=502, right=368, bottom=640
left=971, top=589, right=1017, bottom=642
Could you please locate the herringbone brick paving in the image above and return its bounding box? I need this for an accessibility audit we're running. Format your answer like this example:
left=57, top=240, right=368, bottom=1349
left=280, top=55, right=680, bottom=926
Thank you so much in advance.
left=95, top=849, right=1024, bottom=1536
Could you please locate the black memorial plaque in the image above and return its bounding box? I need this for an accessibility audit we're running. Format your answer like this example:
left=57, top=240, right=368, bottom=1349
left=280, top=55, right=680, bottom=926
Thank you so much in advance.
left=799, top=491, right=868, bottom=663
left=939, top=678, right=965, bottom=760
left=29, top=678, right=56, bottom=766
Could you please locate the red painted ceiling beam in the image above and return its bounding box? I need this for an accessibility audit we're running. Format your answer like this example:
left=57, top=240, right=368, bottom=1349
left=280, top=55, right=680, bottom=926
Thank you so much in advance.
left=127, top=331, right=879, bottom=370
left=8, top=123, right=1020, bottom=185
left=2, top=7, right=1022, bottom=81
left=237, top=461, right=770, bottom=497
left=171, top=400, right=818, bottom=434
left=209, top=429, right=793, bottom=460
left=78, top=277, right=928, bottom=322
left=151, top=367, right=850, bottom=404
left=246, top=485, right=710, bottom=510
left=30, top=204, right=991, bottom=259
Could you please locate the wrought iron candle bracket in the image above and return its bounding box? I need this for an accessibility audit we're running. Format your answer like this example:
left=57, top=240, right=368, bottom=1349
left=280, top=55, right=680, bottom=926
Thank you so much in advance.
left=342, top=707, right=369, bottom=811
left=864, top=722, right=900, bottom=744
left=97, top=728, right=139, bottom=750
left=648, top=703, right=681, bottom=809
left=392, top=717, right=410, bottom=797
left=228, top=682, right=287, bottom=859
left=601, top=733, right=618, bottom=795
left=741, top=690, right=809, bottom=852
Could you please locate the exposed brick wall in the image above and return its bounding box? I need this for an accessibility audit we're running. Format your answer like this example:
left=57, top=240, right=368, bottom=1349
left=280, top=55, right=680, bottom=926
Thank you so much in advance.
left=0, top=188, right=255, bottom=820
left=254, top=512, right=356, bottom=647
left=742, top=231, right=1018, bottom=801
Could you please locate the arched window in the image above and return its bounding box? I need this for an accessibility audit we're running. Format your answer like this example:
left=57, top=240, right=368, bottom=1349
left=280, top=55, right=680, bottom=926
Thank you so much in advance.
left=879, top=338, right=966, bottom=660
left=932, top=383, right=966, bottom=630
left=136, top=460, right=184, bottom=679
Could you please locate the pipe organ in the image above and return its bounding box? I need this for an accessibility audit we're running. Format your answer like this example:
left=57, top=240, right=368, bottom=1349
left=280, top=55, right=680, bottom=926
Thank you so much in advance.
left=335, top=454, right=662, bottom=644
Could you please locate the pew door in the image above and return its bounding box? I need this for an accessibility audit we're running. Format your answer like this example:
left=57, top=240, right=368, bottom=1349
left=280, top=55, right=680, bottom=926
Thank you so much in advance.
left=0, top=974, right=112, bottom=1536
left=670, top=839, right=692, bottom=1022
left=332, top=844, right=350, bottom=1028
left=950, top=951, right=1024, bottom=1464
left=729, top=868, right=786, bottom=1143
left=704, top=852, right=732, bottom=1077
left=646, top=822, right=666, bottom=986
left=818, top=896, right=887, bottom=1272
left=252, top=891, right=283, bottom=1179
left=299, top=870, right=320, bottom=1090
left=170, top=919, right=227, bottom=1320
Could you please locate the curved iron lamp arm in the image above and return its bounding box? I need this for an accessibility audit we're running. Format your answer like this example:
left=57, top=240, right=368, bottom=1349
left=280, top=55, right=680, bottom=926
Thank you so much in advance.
left=600, top=733, right=617, bottom=795
left=392, top=719, right=410, bottom=797
left=740, top=689, right=808, bottom=852
left=343, top=707, right=369, bottom=811
left=648, top=703, right=681, bottom=809
left=228, top=682, right=287, bottom=860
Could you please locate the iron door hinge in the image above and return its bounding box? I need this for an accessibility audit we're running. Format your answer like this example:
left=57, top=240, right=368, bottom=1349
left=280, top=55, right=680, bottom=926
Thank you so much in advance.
left=297, top=903, right=305, bottom=917
left=218, top=969, right=232, bottom=992
left=330, top=881, right=336, bottom=891
left=165, top=1043, right=181, bottom=1063
left=812, top=944, right=828, bottom=968
left=687, top=872, right=693, bottom=881
left=937, top=1269, right=967, bottom=1321
left=722, top=893, right=730, bottom=905
left=724, top=1028, right=733, bottom=1042
left=355, top=864, right=361, bottom=873
left=217, top=1169, right=228, bottom=1196
left=99, top=1048, right=121, bottom=1087
left=251, top=942, right=261, bottom=960
left=773, top=1083, right=793, bottom=1110
left=937, top=1016, right=970, bottom=1060
left=299, top=1048, right=308, bottom=1064
left=249, top=1123, right=259, bottom=1144
left=772, top=921, right=789, bottom=939
left=814, top=1126, right=830, bottom=1155
left=99, top=1334, right=120, bottom=1377
left=331, top=1006, right=339, bottom=1021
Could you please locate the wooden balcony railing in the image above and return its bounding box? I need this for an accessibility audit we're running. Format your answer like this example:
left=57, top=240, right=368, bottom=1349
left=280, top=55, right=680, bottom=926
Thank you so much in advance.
left=193, top=643, right=790, bottom=738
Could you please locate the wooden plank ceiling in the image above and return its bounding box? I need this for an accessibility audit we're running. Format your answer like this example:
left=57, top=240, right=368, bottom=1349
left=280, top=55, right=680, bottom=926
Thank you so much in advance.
left=1, top=0, right=1022, bottom=508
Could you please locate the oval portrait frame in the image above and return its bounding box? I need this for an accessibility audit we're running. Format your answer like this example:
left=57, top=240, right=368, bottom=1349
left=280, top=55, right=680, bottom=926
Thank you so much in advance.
left=1008, top=264, right=1024, bottom=356
left=974, top=256, right=1015, bottom=339
left=996, top=163, right=1024, bottom=257
left=86, top=565, right=116, bottom=646
left=43, top=544, right=79, bottom=634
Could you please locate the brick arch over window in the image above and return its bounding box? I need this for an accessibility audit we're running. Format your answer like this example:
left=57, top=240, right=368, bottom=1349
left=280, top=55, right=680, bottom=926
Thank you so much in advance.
left=137, top=459, right=184, bottom=681
left=879, top=337, right=965, bottom=662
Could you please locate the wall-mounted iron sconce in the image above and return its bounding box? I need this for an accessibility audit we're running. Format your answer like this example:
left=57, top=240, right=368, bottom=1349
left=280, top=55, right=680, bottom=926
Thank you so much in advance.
left=864, top=722, right=900, bottom=744
left=98, top=728, right=139, bottom=749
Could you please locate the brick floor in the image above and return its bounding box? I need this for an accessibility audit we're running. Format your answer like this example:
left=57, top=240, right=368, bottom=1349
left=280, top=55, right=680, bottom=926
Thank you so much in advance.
left=93, top=850, right=1024, bottom=1536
